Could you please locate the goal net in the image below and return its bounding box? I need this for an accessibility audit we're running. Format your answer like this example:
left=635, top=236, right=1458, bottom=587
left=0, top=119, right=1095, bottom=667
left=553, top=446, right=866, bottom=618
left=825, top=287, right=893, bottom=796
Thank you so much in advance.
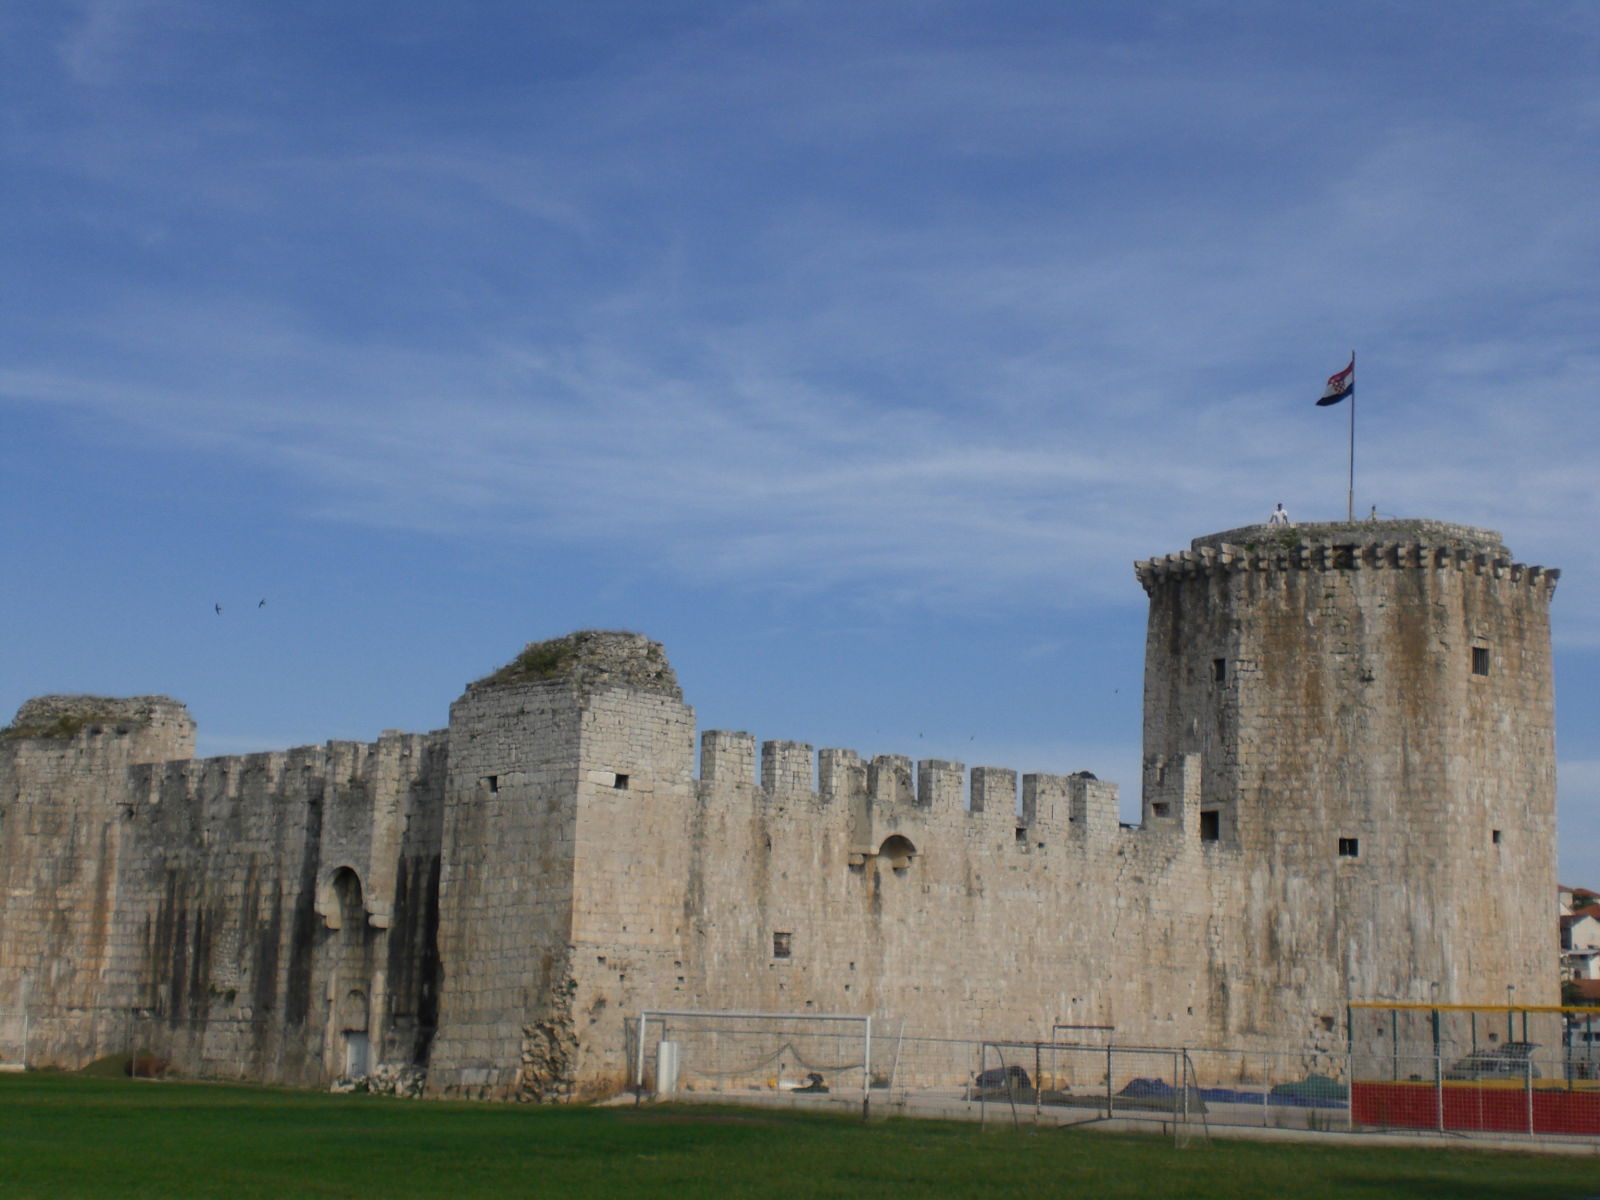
left=631, top=1009, right=873, bottom=1101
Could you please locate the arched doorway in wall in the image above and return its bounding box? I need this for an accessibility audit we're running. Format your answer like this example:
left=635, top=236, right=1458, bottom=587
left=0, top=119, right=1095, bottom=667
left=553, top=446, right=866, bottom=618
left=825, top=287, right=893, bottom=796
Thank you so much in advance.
left=317, top=865, right=380, bottom=1080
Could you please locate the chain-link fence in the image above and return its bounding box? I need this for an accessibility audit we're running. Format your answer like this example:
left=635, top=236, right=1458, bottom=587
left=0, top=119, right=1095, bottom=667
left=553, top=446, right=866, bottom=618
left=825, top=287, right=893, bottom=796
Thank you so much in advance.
left=953, top=1041, right=1346, bottom=1135
left=9, top=1000, right=1600, bottom=1143
left=623, top=1020, right=1352, bottom=1135
left=623, top=1006, right=1600, bottom=1144
left=1350, top=1004, right=1600, bottom=1137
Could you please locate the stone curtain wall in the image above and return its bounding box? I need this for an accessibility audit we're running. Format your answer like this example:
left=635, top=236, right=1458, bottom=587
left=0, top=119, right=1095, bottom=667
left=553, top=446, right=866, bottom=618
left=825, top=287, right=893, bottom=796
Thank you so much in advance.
left=561, top=523, right=1557, bottom=1090
left=0, top=524, right=1562, bottom=1098
left=554, top=721, right=1234, bottom=1093
left=0, top=710, right=446, bottom=1084
left=110, top=733, right=447, bottom=1086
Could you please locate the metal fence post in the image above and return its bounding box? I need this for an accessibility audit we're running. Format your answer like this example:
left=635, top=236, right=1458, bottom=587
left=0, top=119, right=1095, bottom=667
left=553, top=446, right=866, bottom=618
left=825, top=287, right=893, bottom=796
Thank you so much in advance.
left=1034, top=1042, right=1042, bottom=1127
left=1261, top=1052, right=1269, bottom=1127
left=1525, top=1058, right=1534, bottom=1136
left=862, top=1015, right=872, bottom=1123
left=977, top=1041, right=987, bottom=1131
left=1172, top=1049, right=1182, bottom=1147
left=1346, top=1045, right=1355, bottom=1132
left=1105, top=1043, right=1114, bottom=1118
left=1434, top=1047, right=1443, bottom=1133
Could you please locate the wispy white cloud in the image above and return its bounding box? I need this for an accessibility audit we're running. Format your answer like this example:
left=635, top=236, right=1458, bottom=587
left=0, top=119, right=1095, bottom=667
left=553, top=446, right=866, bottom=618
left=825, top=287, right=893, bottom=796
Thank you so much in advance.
left=7, top=89, right=1599, bottom=619
left=3, top=2, right=1598, bottom=803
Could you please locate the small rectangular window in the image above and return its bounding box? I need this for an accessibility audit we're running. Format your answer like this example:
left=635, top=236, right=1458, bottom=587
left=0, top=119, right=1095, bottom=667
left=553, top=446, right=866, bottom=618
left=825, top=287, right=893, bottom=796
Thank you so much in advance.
left=1492, top=829, right=1502, bottom=845
left=1200, top=810, right=1220, bottom=842
left=1472, top=647, right=1490, bottom=676
left=1152, top=802, right=1171, bottom=819
left=1338, top=836, right=1360, bottom=858
left=772, top=931, right=792, bottom=959
left=1212, top=658, right=1227, bottom=684
left=483, top=775, right=499, bottom=793
left=612, top=773, right=630, bottom=790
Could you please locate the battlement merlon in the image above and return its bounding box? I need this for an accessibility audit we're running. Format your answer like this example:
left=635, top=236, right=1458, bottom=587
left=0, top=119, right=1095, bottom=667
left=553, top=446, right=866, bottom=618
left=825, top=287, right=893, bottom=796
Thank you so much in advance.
left=1134, top=519, right=1559, bottom=595
left=695, top=732, right=1136, bottom=836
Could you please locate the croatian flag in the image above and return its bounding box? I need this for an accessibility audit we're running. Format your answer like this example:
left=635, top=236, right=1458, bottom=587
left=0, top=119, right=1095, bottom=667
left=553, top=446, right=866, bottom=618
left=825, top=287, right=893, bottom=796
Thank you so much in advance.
left=1317, top=358, right=1354, bottom=406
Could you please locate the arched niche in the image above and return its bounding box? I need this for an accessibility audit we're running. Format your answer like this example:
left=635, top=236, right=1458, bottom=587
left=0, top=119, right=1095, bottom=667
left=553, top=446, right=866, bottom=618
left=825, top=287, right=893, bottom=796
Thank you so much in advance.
left=315, top=865, right=368, bottom=932
left=878, top=834, right=918, bottom=872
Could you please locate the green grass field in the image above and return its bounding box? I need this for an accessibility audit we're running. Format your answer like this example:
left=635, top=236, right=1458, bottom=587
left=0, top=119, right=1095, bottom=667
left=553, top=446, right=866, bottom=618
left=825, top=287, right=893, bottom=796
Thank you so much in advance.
left=2, top=1074, right=1597, bottom=1199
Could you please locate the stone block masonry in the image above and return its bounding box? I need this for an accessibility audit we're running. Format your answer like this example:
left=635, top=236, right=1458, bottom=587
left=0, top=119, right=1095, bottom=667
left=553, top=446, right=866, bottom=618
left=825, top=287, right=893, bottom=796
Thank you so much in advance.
left=0, top=523, right=1560, bottom=1098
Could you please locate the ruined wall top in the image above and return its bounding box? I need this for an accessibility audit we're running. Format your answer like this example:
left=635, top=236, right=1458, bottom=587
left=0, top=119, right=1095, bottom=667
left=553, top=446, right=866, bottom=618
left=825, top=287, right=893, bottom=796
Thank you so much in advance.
left=466, top=630, right=681, bottom=700
left=4, top=694, right=192, bottom=740
left=1194, top=519, right=1508, bottom=555
left=3, top=693, right=197, bottom=763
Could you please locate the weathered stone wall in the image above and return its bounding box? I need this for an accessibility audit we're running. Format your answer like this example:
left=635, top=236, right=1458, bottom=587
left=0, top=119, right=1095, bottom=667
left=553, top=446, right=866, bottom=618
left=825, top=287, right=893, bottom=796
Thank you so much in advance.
left=0, top=708, right=445, bottom=1083
left=564, top=683, right=698, bottom=1096
left=553, top=737, right=1277, bottom=1088
left=544, top=522, right=1557, bottom=1088
left=109, top=733, right=446, bottom=1085
left=427, top=631, right=690, bottom=1100
left=1136, top=521, right=1559, bottom=1049
left=0, top=697, right=194, bottom=1063
left=0, top=522, right=1562, bottom=1097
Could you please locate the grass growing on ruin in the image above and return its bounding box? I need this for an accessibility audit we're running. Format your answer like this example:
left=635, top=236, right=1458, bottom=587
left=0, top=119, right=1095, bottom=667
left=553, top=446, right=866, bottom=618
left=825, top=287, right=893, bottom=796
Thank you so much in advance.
left=0, top=713, right=113, bottom=740
left=2, top=1074, right=1597, bottom=1200
left=490, top=636, right=582, bottom=683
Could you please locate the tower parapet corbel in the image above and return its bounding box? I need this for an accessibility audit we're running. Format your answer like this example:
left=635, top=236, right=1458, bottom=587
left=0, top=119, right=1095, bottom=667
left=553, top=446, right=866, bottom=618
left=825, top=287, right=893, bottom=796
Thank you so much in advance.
left=1135, top=520, right=1558, bottom=596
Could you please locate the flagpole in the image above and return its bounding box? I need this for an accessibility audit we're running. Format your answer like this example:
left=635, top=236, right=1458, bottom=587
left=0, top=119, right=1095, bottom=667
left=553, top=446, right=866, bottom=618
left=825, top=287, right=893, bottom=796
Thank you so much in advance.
left=1346, top=350, right=1355, bottom=522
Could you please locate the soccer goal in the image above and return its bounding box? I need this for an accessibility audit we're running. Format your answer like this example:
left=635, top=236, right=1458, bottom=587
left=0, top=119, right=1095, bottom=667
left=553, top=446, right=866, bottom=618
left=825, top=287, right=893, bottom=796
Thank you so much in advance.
left=632, top=1009, right=873, bottom=1111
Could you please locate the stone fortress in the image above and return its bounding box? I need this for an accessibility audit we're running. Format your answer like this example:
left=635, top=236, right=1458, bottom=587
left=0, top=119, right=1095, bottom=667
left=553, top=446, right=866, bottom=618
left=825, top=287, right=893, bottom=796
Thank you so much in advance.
left=0, top=519, right=1560, bottom=1099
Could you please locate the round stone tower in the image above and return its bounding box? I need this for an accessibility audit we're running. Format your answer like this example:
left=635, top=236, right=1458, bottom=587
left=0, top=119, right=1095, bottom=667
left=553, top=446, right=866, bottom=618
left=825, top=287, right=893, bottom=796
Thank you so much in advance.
left=1135, top=520, right=1559, bottom=1034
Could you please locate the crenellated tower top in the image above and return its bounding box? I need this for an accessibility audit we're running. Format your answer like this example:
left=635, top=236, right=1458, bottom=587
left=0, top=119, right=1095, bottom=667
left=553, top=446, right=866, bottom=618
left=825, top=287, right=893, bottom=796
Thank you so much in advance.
left=1135, top=519, right=1558, bottom=594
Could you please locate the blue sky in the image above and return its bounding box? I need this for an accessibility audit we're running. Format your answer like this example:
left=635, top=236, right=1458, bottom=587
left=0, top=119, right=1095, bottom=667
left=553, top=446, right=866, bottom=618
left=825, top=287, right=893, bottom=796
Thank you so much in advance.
left=3, top=1, right=1598, bottom=882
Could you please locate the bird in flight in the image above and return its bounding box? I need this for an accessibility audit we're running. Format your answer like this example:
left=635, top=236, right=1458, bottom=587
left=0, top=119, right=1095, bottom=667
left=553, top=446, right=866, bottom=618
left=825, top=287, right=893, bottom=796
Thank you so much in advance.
left=214, top=603, right=222, bottom=615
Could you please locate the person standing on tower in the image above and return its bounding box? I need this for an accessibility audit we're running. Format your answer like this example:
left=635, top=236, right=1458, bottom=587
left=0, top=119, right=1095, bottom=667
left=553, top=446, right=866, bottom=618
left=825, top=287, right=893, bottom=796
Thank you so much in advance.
left=1268, top=503, right=1291, bottom=527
